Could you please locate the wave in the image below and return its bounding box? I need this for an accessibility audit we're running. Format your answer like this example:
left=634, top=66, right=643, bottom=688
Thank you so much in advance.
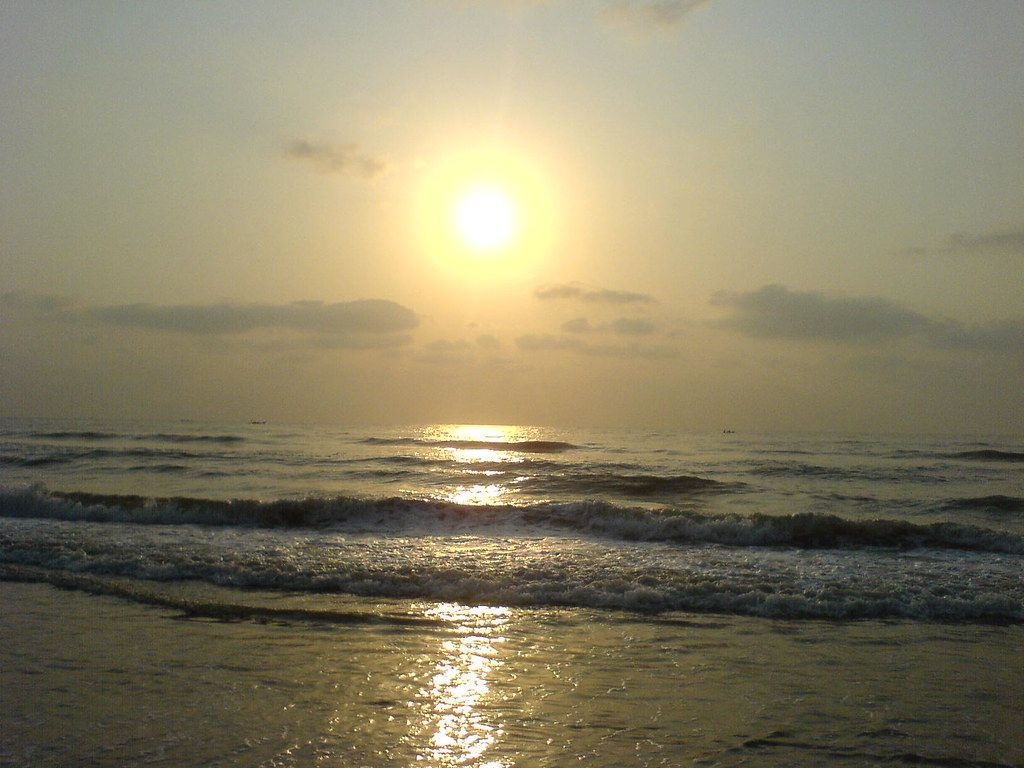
left=0, top=454, right=69, bottom=467
left=0, top=446, right=217, bottom=467
left=951, top=449, right=1024, bottom=463
left=361, top=437, right=577, bottom=453
left=29, top=431, right=246, bottom=444
left=530, top=472, right=725, bottom=497
left=127, top=463, right=190, bottom=474
left=1, top=533, right=1019, bottom=624
left=889, top=448, right=1024, bottom=463
left=1, top=488, right=1020, bottom=554
left=750, top=461, right=947, bottom=483
left=0, top=564, right=441, bottom=627
left=941, top=495, right=1024, bottom=513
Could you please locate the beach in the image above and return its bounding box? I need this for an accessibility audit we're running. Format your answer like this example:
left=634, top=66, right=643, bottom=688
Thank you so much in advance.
left=2, top=578, right=1021, bottom=767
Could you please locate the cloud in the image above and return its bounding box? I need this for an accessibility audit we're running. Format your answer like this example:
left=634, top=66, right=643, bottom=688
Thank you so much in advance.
left=712, top=284, right=1024, bottom=354
left=611, top=317, right=656, bottom=335
left=72, top=299, right=418, bottom=336
left=581, top=342, right=677, bottom=359
left=0, top=292, right=76, bottom=317
left=516, top=334, right=584, bottom=351
left=475, top=334, right=502, bottom=350
left=253, top=334, right=414, bottom=352
left=712, top=285, right=929, bottom=343
left=0, top=295, right=419, bottom=341
left=83, top=300, right=411, bottom=336
left=926, top=318, right=1024, bottom=353
left=410, top=334, right=506, bottom=364
left=901, top=225, right=1024, bottom=257
left=562, top=316, right=656, bottom=335
left=285, top=139, right=387, bottom=179
left=601, top=0, right=709, bottom=37
left=534, top=282, right=656, bottom=305
left=516, top=333, right=675, bottom=359
left=946, top=226, right=1024, bottom=255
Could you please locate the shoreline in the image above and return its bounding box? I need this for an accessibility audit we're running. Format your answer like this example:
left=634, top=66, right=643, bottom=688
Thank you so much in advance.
left=3, top=580, right=1021, bottom=767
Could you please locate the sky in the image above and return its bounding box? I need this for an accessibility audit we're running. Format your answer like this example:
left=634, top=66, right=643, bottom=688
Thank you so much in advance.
left=1, top=0, right=1022, bottom=433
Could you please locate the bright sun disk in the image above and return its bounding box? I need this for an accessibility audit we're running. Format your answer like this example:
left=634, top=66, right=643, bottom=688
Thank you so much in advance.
left=453, top=184, right=519, bottom=252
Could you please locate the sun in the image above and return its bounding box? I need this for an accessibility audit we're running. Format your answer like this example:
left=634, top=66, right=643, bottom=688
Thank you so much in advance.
left=414, top=146, right=556, bottom=278
left=453, top=184, right=520, bottom=252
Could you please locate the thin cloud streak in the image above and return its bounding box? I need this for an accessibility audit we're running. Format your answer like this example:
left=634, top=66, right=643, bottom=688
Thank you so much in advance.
left=901, top=225, right=1024, bottom=257
left=77, top=300, right=418, bottom=336
left=516, top=333, right=675, bottom=359
left=562, top=317, right=656, bottom=335
left=535, top=282, right=656, bottom=305
left=285, top=139, right=387, bottom=178
left=0, top=294, right=418, bottom=338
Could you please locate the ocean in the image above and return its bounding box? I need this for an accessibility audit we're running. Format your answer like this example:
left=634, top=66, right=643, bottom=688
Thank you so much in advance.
left=1, top=419, right=1021, bottom=766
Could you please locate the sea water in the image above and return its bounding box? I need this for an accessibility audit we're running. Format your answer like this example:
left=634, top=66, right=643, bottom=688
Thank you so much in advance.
left=1, top=418, right=1022, bottom=766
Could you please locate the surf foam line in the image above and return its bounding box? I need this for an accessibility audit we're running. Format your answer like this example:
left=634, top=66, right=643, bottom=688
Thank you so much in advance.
left=1, top=534, right=1020, bottom=623
left=0, top=564, right=443, bottom=628
left=2, top=488, right=1021, bottom=554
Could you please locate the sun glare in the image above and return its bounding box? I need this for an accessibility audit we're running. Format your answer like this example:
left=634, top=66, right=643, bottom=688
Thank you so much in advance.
left=453, top=184, right=519, bottom=252
left=415, top=146, right=554, bottom=277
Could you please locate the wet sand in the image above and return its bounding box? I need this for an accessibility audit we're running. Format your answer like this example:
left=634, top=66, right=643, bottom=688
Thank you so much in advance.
left=1, top=580, right=1021, bottom=767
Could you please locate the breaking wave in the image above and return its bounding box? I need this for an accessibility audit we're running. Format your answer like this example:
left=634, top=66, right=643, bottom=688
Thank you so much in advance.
left=1, top=488, right=1020, bottom=554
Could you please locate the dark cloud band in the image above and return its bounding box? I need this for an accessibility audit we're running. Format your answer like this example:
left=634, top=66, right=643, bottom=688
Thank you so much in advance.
left=77, top=299, right=418, bottom=336
left=713, top=284, right=1024, bottom=354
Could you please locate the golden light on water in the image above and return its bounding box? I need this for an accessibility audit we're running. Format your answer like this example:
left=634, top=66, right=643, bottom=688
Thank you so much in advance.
left=449, top=483, right=507, bottom=506
left=449, top=424, right=517, bottom=443
left=417, top=603, right=512, bottom=767
left=438, top=425, right=524, bottom=505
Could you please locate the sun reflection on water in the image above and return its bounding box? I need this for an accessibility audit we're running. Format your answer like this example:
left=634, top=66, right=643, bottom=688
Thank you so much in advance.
left=436, top=426, right=530, bottom=506
left=415, top=603, right=512, bottom=767
left=448, top=483, right=507, bottom=506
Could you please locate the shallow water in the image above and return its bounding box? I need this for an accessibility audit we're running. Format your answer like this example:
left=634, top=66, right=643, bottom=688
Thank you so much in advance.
left=2, top=582, right=1020, bottom=767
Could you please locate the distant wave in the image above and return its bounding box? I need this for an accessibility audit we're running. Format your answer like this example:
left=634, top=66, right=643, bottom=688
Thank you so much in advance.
left=941, top=495, right=1024, bottom=513
left=0, top=446, right=216, bottom=467
left=361, top=437, right=577, bottom=453
left=1, top=488, right=1020, bottom=554
left=0, top=455, right=68, bottom=467
left=951, top=449, right=1024, bottom=463
left=532, top=472, right=725, bottom=497
left=29, top=431, right=246, bottom=444
left=751, top=462, right=947, bottom=484
left=890, top=448, right=1024, bottom=463
left=127, top=464, right=190, bottom=474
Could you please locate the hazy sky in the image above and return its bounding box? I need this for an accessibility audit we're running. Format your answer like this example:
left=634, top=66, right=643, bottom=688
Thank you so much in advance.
left=2, top=1, right=1022, bottom=432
